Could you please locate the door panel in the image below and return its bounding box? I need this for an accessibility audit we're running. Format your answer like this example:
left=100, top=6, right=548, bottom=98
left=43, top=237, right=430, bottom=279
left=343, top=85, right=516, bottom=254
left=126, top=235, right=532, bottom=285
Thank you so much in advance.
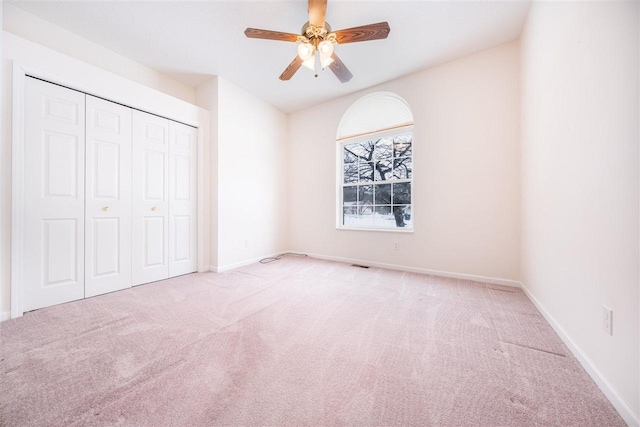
left=144, top=150, right=166, bottom=200
left=93, top=141, right=120, bottom=199
left=85, top=95, right=132, bottom=298
left=144, top=216, right=166, bottom=267
left=168, top=122, right=197, bottom=277
left=42, top=95, right=79, bottom=123
left=43, top=132, right=79, bottom=197
left=43, top=219, right=79, bottom=286
left=174, top=156, right=191, bottom=200
left=132, top=111, right=170, bottom=285
left=92, top=218, right=120, bottom=277
left=24, top=78, right=86, bottom=311
left=173, top=216, right=190, bottom=261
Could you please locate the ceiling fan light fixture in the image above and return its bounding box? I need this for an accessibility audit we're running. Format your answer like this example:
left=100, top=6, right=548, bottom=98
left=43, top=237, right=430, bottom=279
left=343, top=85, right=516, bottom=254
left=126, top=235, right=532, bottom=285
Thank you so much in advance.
left=297, top=42, right=315, bottom=61
left=318, top=40, right=334, bottom=58
left=302, top=54, right=316, bottom=70
left=320, top=55, right=334, bottom=69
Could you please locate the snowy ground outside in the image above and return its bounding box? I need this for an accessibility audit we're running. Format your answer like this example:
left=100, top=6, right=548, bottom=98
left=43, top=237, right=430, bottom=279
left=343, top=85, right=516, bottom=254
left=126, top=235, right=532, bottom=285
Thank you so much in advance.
left=343, top=211, right=413, bottom=229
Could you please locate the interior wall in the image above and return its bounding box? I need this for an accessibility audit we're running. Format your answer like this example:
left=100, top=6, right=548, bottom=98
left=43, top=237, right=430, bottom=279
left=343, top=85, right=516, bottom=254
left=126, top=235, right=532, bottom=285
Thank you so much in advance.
left=2, top=4, right=195, bottom=103
left=0, top=2, right=3, bottom=320
left=195, top=77, right=219, bottom=271
left=520, top=1, right=639, bottom=423
left=287, top=41, right=521, bottom=282
left=214, top=77, right=289, bottom=270
left=0, top=32, right=210, bottom=317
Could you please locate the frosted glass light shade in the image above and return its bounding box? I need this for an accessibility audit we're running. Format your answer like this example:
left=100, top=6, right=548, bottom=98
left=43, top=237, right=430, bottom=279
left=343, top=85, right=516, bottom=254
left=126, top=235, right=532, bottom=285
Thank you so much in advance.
left=320, top=55, right=334, bottom=69
left=297, top=43, right=314, bottom=61
left=318, top=40, right=334, bottom=58
left=302, top=54, right=316, bottom=70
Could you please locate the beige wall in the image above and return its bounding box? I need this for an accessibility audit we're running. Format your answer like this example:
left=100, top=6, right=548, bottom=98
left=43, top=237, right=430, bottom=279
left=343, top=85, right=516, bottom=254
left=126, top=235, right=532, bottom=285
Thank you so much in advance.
left=520, top=1, right=639, bottom=423
left=197, top=77, right=289, bottom=270
left=2, top=4, right=194, bottom=103
left=195, top=77, right=219, bottom=272
left=287, top=41, right=521, bottom=282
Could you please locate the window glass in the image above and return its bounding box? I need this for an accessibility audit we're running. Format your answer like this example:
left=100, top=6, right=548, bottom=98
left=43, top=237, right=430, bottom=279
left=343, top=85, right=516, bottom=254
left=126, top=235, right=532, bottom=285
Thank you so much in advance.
left=340, top=132, right=413, bottom=230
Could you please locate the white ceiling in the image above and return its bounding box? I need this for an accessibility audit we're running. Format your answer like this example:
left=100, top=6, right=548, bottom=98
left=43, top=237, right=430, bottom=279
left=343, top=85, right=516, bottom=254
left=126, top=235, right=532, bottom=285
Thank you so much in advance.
left=8, top=0, right=531, bottom=113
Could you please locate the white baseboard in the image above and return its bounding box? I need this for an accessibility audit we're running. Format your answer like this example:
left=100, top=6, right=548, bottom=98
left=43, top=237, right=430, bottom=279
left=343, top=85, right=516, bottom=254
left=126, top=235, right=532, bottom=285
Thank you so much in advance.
left=1, top=311, right=11, bottom=322
left=209, top=251, right=287, bottom=273
left=305, top=252, right=522, bottom=288
left=520, top=283, right=639, bottom=427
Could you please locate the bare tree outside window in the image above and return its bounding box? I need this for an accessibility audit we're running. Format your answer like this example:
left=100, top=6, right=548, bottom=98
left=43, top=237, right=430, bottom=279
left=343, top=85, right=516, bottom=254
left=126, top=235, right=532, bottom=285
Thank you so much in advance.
left=341, top=133, right=413, bottom=229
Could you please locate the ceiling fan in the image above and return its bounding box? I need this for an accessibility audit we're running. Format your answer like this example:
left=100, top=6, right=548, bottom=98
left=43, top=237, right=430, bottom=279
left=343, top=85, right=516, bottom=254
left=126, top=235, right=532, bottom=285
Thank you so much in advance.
left=244, top=0, right=390, bottom=83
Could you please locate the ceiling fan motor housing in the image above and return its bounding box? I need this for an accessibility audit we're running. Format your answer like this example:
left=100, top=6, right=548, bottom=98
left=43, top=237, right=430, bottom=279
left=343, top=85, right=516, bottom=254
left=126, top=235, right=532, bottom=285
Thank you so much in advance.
left=300, top=22, right=336, bottom=47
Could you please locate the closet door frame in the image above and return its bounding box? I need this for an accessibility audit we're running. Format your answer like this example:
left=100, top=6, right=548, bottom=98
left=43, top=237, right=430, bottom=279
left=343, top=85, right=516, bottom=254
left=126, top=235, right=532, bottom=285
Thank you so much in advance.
left=11, top=62, right=208, bottom=319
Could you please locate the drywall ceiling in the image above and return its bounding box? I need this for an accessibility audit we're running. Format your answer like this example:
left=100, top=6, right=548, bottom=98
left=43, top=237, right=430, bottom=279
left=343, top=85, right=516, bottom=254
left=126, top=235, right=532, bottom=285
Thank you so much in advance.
left=7, top=0, right=531, bottom=113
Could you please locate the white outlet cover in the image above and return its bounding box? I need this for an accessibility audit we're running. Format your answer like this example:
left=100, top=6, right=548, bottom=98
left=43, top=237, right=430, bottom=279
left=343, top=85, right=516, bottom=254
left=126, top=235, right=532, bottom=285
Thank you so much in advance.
left=602, top=306, right=613, bottom=336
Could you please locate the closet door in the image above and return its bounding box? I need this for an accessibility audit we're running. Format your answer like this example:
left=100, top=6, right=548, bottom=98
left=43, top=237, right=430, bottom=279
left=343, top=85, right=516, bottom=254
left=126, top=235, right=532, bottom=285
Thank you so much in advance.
left=23, top=77, right=86, bottom=311
left=132, top=111, right=170, bottom=285
left=84, top=96, right=133, bottom=297
left=168, top=122, right=197, bottom=277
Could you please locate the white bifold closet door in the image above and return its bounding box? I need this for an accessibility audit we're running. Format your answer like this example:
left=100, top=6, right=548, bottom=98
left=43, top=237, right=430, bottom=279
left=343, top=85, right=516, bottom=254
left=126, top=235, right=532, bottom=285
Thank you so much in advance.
left=23, top=78, right=86, bottom=311
left=168, top=122, right=197, bottom=277
left=132, top=111, right=170, bottom=285
left=22, top=77, right=198, bottom=311
left=131, top=113, right=197, bottom=285
left=84, top=95, right=133, bottom=297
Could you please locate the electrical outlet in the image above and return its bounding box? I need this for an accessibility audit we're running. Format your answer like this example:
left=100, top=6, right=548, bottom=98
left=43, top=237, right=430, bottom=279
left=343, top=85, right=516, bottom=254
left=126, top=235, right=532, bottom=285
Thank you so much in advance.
left=602, top=306, right=613, bottom=335
left=244, top=240, right=249, bottom=248
left=393, top=242, right=399, bottom=251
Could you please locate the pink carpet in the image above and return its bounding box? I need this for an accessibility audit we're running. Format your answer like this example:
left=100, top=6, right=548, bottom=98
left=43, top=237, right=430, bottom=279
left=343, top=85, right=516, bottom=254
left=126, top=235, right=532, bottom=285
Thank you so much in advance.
left=0, top=256, right=624, bottom=426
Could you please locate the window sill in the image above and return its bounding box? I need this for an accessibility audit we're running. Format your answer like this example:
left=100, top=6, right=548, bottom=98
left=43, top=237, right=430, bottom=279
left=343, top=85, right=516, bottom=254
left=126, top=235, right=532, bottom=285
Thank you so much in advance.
left=337, top=226, right=414, bottom=233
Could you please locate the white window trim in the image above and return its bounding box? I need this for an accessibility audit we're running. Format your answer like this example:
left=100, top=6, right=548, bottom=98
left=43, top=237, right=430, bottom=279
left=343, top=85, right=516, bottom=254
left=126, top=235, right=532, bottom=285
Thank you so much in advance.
left=336, top=125, right=414, bottom=233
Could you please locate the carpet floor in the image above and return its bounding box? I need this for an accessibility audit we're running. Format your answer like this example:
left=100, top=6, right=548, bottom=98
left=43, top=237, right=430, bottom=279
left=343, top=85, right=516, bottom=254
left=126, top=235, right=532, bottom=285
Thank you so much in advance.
left=0, top=256, right=625, bottom=426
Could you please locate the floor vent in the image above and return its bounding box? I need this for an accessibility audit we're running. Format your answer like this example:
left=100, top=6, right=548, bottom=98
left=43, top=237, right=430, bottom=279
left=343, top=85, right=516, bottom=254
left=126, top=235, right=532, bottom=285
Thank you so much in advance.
left=351, top=264, right=370, bottom=269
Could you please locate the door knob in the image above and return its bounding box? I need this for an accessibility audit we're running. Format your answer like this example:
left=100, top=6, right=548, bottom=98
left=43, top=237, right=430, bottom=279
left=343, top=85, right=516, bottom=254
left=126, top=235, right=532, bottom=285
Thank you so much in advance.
left=151, top=207, right=157, bottom=211
left=102, top=206, right=110, bottom=211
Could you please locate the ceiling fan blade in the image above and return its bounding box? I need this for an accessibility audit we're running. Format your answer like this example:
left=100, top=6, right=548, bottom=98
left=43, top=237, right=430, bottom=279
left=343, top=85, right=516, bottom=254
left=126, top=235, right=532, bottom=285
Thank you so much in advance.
left=244, top=28, right=299, bottom=42
left=328, top=53, right=353, bottom=83
left=334, top=22, right=390, bottom=44
left=308, top=0, right=327, bottom=28
left=280, top=56, right=304, bottom=81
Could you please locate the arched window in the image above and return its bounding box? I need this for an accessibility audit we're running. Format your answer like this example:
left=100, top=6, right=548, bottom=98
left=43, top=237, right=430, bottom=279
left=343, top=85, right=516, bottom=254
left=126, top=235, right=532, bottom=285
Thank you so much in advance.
left=337, top=92, right=414, bottom=230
